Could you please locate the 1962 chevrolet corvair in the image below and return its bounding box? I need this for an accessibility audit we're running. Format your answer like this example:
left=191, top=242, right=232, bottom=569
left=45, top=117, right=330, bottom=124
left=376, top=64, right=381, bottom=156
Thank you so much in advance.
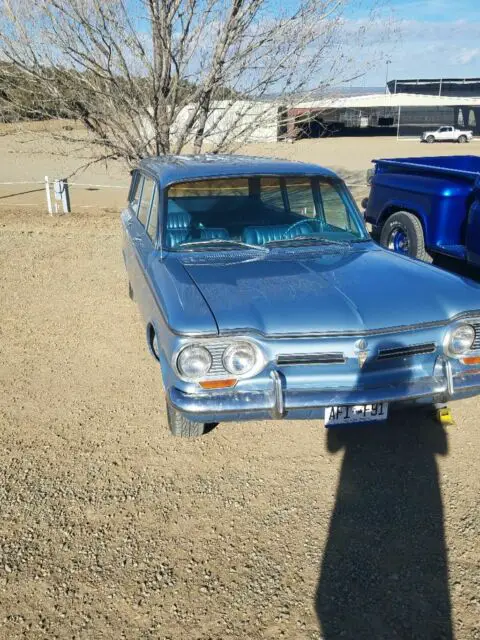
left=122, top=154, right=480, bottom=437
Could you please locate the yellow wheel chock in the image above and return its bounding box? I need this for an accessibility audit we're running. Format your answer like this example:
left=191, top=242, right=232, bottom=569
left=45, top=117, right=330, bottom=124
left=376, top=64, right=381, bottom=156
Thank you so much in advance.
left=436, top=406, right=454, bottom=426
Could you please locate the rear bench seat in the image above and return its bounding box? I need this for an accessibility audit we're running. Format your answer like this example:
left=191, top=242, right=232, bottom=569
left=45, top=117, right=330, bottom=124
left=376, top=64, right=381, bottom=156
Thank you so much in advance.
left=165, top=208, right=229, bottom=248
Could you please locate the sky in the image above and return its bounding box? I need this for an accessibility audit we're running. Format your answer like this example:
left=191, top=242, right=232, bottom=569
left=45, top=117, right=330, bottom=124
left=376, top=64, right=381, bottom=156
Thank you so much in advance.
left=355, top=0, right=480, bottom=86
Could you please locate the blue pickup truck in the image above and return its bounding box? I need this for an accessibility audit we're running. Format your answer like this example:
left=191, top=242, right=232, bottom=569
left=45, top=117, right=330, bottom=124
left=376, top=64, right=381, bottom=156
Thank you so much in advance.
left=365, top=155, right=480, bottom=265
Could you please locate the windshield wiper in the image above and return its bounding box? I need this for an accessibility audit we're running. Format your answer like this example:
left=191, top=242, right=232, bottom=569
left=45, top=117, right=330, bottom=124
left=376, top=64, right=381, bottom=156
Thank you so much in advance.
left=177, top=239, right=269, bottom=252
left=266, top=236, right=351, bottom=247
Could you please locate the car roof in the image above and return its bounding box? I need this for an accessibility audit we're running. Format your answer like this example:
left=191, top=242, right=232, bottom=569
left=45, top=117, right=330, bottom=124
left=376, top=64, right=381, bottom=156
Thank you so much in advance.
left=138, top=154, right=337, bottom=187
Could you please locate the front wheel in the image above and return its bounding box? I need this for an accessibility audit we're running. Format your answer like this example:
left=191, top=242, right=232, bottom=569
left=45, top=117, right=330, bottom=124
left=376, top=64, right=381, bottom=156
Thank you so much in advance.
left=379, top=211, right=432, bottom=263
left=426, top=135, right=435, bottom=143
left=166, top=400, right=206, bottom=438
left=458, top=135, right=467, bottom=144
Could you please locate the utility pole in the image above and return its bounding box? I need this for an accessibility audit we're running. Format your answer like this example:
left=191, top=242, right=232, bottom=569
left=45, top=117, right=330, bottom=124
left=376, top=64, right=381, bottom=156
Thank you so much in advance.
left=385, top=60, right=392, bottom=94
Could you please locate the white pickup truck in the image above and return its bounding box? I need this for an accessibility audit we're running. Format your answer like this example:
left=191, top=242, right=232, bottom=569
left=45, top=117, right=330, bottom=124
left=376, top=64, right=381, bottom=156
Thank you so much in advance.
left=421, top=126, right=473, bottom=143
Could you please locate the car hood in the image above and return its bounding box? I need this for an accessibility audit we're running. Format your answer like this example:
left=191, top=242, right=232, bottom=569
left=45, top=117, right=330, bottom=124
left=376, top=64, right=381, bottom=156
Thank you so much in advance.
left=181, top=247, right=480, bottom=336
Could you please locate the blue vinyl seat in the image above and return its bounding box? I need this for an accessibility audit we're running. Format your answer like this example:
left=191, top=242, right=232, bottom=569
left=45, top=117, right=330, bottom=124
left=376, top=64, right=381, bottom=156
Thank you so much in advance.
left=165, top=209, right=192, bottom=249
left=242, top=221, right=313, bottom=245
left=165, top=206, right=230, bottom=248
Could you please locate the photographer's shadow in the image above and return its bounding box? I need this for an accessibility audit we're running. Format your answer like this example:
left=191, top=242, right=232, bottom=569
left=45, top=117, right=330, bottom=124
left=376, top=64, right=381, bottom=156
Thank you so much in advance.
left=315, top=412, right=453, bottom=639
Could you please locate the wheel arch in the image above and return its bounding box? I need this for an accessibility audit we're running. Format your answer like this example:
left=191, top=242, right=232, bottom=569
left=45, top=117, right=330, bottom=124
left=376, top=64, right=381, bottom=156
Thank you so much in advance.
left=146, top=322, right=161, bottom=362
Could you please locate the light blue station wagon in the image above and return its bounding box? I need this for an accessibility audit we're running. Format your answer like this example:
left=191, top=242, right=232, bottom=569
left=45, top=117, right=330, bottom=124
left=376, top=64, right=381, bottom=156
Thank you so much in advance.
left=122, top=154, right=480, bottom=437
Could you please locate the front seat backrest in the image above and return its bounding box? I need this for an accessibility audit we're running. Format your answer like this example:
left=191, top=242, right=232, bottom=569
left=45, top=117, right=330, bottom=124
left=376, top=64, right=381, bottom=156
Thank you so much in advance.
left=242, top=221, right=312, bottom=245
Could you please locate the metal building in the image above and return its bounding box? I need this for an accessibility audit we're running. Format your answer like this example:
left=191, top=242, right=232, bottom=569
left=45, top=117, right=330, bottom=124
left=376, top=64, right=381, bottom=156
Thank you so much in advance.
left=387, top=78, right=480, bottom=98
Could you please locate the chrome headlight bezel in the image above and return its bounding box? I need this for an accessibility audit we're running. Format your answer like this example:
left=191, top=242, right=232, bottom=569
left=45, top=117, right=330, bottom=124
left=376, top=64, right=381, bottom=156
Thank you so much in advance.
left=173, top=338, right=266, bottom=382
left=443, top=322, right=476, bottom=358
left=222, top=341, right=260, bottom=376
left=176, top=344, right=213, bottom=380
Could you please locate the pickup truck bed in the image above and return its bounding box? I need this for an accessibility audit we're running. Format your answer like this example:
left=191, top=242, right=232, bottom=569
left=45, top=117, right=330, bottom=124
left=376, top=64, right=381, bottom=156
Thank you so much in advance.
left=365, top=155, right=480, bottom=266
left=372, top=155, right=480, bottom=178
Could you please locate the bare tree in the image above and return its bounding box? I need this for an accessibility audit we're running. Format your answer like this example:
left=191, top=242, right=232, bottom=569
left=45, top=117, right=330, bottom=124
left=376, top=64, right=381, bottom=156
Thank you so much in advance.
left=0, top=0, right=394, bottom=166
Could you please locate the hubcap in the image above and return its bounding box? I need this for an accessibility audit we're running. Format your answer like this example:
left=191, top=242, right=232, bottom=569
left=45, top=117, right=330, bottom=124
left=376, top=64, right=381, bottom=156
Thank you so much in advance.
left=387, top=227, right=409, bottom=254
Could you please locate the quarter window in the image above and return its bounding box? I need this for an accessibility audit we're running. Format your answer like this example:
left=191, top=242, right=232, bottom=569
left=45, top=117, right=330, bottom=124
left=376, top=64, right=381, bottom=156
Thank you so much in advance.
left=138, top=177, right=155, bottom=227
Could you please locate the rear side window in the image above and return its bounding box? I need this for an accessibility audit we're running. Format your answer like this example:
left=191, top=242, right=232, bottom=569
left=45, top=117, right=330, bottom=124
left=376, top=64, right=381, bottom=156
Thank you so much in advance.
left=146, top=186, right=159, bottom=243
left=320, top=182, right=354, bottom=231
left=130, top=174, right=143, bottom=215
left=169, top=178, right=249, bottom=197
left=286, top=178, right=316, bottom=218
left=260, top=177, right=284, bottom=210
left=137, top=177, right=155, bottom=227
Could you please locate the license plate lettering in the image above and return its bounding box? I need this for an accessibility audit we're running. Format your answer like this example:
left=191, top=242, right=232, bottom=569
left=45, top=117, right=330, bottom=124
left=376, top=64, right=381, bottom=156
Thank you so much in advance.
left=324, top=402, right=389, bottom=427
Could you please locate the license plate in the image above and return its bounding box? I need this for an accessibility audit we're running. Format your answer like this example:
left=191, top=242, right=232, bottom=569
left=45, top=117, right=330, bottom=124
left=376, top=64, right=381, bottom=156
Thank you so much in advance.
left=324, top=402, right=389, bottom=427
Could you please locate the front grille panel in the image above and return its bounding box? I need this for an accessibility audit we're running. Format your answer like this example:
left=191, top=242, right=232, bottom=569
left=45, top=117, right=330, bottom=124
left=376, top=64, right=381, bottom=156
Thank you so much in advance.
left=277, top=353, right=346, bottom=366
left=472, top=323, right=480, bottom=350
left=205, top=341, right=231, bottom=378
left=377, top=342, right=436, bottom=360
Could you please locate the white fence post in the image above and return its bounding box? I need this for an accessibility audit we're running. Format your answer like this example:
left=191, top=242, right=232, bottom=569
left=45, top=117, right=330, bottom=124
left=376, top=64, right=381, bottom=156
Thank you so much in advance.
left=45, top=176, right=53, bottom=215
left=53, top=178, right=72, bottom=213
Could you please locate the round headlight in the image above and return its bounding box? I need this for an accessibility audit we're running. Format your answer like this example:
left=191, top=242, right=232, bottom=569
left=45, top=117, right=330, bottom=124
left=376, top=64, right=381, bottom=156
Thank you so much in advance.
left=177, top=345, right=212, bottom=379
left=447, top=324, right=475, bottom=356
left=223, top=342, right=257, bottom=376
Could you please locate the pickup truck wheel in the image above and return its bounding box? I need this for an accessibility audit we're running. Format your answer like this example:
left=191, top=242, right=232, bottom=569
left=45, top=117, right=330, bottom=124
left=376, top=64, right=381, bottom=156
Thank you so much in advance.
left=426, top=135, right=435, bottom=143
left=166, top=400, right=206, bottom=438
left=458, top=135, right=467, bottom=143
left=380, top=211, right=432, bottom=263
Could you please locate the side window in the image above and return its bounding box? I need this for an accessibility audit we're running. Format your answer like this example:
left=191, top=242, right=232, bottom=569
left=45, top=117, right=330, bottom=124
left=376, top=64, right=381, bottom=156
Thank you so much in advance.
left=260, top=177, right=285, bottom=211
left=146, top=186, right=159, bottom=243
left=320, top=182, right=351, bottom=231
left=137, top=177, right=155, bottom=228
left=286, top=178, right=316, bottom=218
left=130, top=174, right=143, bottom=215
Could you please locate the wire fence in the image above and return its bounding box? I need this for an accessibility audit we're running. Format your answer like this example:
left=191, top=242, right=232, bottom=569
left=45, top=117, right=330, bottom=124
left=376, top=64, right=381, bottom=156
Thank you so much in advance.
left=0, top=179, right=129, bottom=210
left=0, top=178, right=367, bottom=211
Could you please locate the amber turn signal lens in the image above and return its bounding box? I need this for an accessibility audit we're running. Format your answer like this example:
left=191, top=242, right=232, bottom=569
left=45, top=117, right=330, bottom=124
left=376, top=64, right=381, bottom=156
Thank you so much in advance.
left=199, top=379, right=237, bottom=389
left=461, top=356, right=480, bottom=365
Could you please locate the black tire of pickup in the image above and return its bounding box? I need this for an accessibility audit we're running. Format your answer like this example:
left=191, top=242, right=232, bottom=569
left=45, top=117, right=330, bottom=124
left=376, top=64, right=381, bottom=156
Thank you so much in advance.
left=166, top=400, right=207, bottom=438
left=458, top=135, right=468, bottom=143
left=380, top=211, right=433, bottom=263
left=426, top=135, right=435, bottom=143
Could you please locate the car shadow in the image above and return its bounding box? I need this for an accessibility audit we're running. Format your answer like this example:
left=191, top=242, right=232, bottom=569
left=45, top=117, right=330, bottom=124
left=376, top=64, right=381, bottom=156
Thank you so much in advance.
left=316, top=336, right=453, bottom=639
left=315, top=410, right=452, bottom=639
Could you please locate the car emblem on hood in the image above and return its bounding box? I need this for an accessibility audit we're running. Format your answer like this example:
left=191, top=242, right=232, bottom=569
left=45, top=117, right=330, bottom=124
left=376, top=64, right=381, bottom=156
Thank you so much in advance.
left=354, top=339, right=369, bottom=369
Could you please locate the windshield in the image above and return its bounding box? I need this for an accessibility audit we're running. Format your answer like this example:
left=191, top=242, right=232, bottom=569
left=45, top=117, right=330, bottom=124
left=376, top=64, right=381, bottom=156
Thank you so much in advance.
left=164, top=175, right=369, bottom=250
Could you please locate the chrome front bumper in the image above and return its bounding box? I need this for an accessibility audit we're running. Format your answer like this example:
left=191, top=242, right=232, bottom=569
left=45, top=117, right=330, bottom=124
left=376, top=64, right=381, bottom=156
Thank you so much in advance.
left=168, top=362, right=480, bottom=423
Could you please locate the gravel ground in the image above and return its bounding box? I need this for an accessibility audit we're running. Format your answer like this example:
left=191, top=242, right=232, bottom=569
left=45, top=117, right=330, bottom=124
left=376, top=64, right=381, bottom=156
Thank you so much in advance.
left=0, top=209, right=479, bottom=640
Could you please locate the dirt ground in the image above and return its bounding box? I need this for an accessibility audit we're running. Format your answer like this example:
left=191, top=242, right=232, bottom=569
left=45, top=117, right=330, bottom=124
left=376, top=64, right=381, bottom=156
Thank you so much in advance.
left=0, top=127, right=479, bottom=639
